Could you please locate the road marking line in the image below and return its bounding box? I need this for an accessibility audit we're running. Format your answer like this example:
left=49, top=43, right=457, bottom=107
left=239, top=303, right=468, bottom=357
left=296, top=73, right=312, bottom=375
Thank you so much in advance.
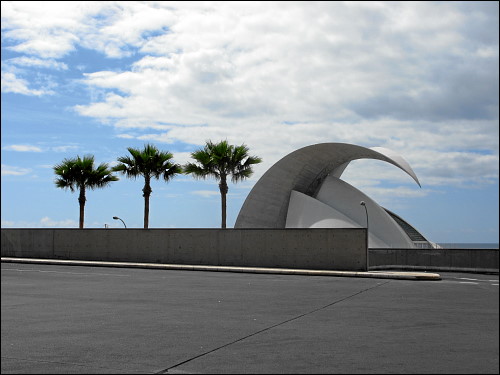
left=2, top=268, right=129, bottom=277
left=459, top=281, right=478, bottom=285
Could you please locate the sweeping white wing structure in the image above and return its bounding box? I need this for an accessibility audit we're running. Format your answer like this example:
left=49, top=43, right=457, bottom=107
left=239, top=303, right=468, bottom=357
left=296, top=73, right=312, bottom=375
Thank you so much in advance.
left=235, top=143, right=431, bottom=248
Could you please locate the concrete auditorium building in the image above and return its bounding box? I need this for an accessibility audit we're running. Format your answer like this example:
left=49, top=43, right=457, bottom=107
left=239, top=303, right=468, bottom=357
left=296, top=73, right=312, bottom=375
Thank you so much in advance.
left=235, top=142, right=437, bottom=249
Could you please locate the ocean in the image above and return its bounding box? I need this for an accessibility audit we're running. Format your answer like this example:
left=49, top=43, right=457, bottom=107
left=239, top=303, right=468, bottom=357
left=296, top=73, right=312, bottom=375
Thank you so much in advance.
left=437, top=243, right=499, bottom=249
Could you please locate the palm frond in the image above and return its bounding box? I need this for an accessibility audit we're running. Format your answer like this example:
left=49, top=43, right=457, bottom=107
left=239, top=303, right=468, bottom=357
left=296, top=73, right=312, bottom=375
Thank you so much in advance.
left=54, top=155, right=118, bottom=192
left=184, top=140, right=262, bottom=184
left=114, top=143, right=181, bottom=182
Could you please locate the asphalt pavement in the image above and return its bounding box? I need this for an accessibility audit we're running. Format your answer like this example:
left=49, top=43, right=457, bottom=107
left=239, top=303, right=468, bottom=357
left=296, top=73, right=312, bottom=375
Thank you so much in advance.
left=1, top=262, right=498, bottom=374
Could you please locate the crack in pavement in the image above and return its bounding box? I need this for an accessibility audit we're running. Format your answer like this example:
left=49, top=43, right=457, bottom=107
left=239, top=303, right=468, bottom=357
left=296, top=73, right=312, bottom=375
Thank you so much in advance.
left=155, top=280, right=391, bottom=374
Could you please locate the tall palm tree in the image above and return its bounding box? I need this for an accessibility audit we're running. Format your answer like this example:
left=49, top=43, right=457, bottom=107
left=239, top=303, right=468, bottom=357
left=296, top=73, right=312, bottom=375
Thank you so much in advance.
left=54, top=155, right=118, bottom=229
left=113, top=144, right=182, bottom=229
left=184, top=140, right=262, bottom=228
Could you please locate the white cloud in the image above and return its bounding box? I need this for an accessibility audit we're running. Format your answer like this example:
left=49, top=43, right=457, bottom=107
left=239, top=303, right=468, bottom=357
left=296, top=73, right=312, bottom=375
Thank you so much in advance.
left=1, top=164, right=32, bottom=176
left=116, top=133, right=135, bottom=139
left=40, top=216, right=78, bottom=228
left=2, top=1, right=498, bottom=192
left=2, top=144, right=43, bottom=152
left=190, top=190, right=220, bottom=198
left=169, top=151, right=195, bottom=166
left=342, top=145, right=499, bottom=190
left=1, top=220, right=15, bottom=227
left=2, top=144, right=80, bottom=153
left=51, top=145, right=79, bottom=153
left=72, top=4, right=498, bottom=122
left=1, top=71, right=54, bottom=96
left=1, top=1, right=176, bottom=58
left=1, top=217, right=78, bottom=228
left=2, top=1, right=95, bottom=58
left=7, top=57, right=68, bottom=70
left=359, top=186, right=434, bottom=207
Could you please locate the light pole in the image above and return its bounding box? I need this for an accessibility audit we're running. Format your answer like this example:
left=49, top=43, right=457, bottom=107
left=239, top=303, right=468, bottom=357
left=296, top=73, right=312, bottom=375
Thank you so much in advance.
left=360, top=201, right=369, bottom=271
left=113, top=216, right=127, bottom=228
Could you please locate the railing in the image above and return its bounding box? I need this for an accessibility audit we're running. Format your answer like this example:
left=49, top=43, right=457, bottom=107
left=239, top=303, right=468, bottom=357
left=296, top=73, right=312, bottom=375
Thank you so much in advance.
left=373, top=242, right=499, bottom=250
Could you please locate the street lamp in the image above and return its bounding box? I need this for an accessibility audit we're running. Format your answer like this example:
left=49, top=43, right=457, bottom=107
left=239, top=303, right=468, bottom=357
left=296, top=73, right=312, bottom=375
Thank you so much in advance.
left=360, top=201, right=369, bottom=271
left=113, top=216, right=127, bottom=228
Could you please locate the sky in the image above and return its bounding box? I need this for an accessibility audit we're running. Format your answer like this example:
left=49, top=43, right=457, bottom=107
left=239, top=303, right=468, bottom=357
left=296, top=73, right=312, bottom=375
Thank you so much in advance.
left=1, top=1, right=498, bottom=244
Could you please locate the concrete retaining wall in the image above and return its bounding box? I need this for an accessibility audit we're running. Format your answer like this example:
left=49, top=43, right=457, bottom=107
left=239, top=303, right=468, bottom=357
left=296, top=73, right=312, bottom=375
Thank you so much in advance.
left=369, top=248, right=499, bottom=273
left=3, top=229, right=497, bottom=273
left=1, top=228, right=367, bottom=271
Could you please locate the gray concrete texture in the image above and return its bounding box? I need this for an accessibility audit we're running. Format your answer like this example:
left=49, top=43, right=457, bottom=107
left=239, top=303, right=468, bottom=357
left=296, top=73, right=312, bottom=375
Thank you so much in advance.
left=1, top=228, right=367, bottom=271
left=1, top=262, right=498, bottom=374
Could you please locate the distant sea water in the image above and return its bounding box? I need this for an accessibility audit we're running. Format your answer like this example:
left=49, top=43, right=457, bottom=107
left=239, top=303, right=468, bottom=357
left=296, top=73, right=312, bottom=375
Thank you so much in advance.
left=437, top=243, right=499, bottom=249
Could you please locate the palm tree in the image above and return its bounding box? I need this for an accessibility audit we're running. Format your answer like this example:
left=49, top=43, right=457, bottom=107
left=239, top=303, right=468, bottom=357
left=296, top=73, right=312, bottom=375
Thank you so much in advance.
left=54, top=155, right=118, bottom=229
left=112, top=144, right=182, bottom=229
left=184, top=140, right=262, bottom=228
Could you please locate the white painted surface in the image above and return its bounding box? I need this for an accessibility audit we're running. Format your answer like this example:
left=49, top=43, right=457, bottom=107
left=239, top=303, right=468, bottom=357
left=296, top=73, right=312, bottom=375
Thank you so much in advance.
left=285, top=175, right=415, bottom=248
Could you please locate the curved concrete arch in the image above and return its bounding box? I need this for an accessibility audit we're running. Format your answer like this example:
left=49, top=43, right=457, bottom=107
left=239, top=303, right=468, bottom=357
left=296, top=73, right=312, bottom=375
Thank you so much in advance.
left=369, top=147, right=420, bottom=187
left=235, top=143, right=420, bottom=229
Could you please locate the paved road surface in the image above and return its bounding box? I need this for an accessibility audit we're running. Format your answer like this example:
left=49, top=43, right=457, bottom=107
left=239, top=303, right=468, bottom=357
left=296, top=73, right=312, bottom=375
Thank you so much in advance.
left=1, top=262, right=498, bottom=374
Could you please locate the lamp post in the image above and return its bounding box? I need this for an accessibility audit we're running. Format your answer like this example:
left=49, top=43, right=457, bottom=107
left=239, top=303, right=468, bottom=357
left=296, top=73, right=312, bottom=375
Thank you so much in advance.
left=360, top=201, right=369, bottom=271
left=113, top=216, right=127, bottom=228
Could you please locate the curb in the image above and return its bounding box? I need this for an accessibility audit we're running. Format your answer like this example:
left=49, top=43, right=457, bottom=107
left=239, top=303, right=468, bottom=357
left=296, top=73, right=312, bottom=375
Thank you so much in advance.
left=1, top=257, right=441, bottom=280
left=369, top=264, right=498, bottom=275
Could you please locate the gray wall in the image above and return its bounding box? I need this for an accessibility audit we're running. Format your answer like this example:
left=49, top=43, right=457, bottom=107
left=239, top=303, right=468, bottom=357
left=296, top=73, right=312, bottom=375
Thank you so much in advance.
left=1, top=228, right=367, bottom=271
left=3, top=229, right=497, bottom=273
left=370, top=248, right=499, bottom=273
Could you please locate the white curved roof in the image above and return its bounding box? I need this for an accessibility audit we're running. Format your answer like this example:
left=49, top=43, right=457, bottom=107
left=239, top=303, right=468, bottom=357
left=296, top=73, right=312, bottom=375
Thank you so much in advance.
left=286, top=190, right=391, bottom=248
left=235, top=143, right=420, bottom=229
left=286, top=176, right=416, bottom=248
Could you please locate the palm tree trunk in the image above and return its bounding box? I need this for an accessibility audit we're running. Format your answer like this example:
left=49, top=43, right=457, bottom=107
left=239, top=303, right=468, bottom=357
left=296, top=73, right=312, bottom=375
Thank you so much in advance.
left=143, top=177, right=152, bottom=229
left=78, top=185, right=86, bottom=229
left=219, top=177, right=228, bottom=228
left=144, top=194, right=149, bottom=229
